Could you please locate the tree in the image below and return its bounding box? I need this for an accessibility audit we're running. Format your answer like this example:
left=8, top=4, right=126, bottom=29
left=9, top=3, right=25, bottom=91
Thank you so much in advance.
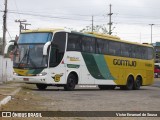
left=80, top=24, right=108, bottom=34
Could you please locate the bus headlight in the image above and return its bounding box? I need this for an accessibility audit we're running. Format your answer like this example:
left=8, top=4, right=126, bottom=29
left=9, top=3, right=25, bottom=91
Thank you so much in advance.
left=36, top=72, right=47, bottom=76
left=13, top=72, right=18, bottom=76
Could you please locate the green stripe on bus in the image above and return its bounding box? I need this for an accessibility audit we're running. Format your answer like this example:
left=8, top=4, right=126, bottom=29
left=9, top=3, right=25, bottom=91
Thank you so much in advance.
left=67, top=64, right=80, bottom=68
left=27, top=69, right=43, bottom=74
left=93, top=54, right=115, bottom=80
left=82, top=53, right=105, bottom=79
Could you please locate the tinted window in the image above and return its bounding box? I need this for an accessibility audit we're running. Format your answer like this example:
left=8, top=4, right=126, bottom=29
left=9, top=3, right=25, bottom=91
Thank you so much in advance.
left=148, top=47, right=153, bottom=60
left=135, top=46, right=142, bottom=59
left=121, top=43, right=132, bottom=57
left=96, top=39, right=108, bottom=54
left=108, top=41, right=121, bottom=56
left=82, top=36, right=95, bottom=53
left=18, top=33, right=52, bottom=44
left=131, top=45, right=136, bottom=58
left=50, top=32, right=66, bottom=67
left=141, top=47, right=148, bottom=59
left=67, top=33, right=81, bottom=51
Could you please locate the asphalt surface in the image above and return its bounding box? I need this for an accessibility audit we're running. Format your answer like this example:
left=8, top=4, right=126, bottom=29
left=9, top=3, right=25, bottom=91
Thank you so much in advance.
left=0, top=79, right=160, bottom=119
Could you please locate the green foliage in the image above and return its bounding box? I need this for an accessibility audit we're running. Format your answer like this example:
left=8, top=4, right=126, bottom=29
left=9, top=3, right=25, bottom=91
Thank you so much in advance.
left=80, top=24, right=108, bottom=34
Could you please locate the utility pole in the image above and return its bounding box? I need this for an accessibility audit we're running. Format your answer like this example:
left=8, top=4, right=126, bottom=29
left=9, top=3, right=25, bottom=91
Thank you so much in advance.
left=149, top=24, right=154, bottom=44
left=91, top=16, right=94, bottom=32
left=2, top=0, right=7, bottom=55
left=15, top=19, right=27, bottom=34
left=2, top=0, right=8, bottom=83
left=21, top=23, right=31, bottom=30
left=108, top=4, right=113, bottom=35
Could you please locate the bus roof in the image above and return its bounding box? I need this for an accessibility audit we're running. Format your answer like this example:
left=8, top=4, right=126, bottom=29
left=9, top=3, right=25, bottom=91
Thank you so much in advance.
left=21, top=28, right=153, bottom=48
left=86, top=32, right=153, bottom=48
left=21, top=28, right=64, bottom=33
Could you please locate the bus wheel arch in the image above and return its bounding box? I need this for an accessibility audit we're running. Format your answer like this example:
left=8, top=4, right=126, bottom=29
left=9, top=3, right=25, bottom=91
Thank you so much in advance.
left=133, top=75, right=142, bottom=90
left=64, top=71, right=78, bottom=91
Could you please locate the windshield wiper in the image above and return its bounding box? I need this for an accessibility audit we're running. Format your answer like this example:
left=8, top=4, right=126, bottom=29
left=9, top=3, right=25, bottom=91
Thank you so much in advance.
left=18, top=47, right=37, bottom=68
left=17, top=50, right=28, bottom=68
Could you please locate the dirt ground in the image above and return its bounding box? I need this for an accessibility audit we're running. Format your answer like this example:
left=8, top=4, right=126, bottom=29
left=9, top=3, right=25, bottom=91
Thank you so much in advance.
left=1, top=84, right=160, bottom=120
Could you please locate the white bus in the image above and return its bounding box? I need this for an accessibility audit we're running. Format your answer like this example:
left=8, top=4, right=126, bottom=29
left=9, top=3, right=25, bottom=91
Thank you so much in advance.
left=5, top=29, right=154, bottom=90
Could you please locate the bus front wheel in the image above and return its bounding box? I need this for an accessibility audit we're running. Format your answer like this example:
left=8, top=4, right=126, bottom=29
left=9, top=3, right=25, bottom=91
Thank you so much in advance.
left=64, top=74, right=76, bottom=91
left=36, top=84, right=47, bottom=90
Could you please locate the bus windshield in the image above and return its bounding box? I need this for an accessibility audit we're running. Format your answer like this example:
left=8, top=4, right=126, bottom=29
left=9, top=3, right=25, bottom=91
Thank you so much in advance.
left=13, top=32, right=52, bottom=69
left=18, top=32, right=52, bottom=43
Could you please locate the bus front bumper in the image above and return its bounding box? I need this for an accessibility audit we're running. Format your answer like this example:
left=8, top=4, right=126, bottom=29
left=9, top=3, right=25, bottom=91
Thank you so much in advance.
left=13, top=75, right=47, bottom=84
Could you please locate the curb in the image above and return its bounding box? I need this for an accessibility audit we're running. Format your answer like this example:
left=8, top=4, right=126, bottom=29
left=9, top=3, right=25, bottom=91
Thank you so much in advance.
left=0, top=87, right=21, bottom=107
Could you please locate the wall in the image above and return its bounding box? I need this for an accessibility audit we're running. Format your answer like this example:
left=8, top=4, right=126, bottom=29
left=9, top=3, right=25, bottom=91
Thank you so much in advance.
left=0, top=55, right=13, bottom=83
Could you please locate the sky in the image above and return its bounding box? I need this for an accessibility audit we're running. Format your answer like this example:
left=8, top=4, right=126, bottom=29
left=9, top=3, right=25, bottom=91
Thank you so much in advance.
left=0, top=0, right=160, bottom=43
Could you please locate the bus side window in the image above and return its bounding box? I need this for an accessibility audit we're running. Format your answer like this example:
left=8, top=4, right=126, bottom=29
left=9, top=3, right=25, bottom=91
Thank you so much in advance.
left=50, top=32, right=66, bottom=67
left=96, top=39, right=102, bottom=54
left=135, top=46, right=142, bottom=59
left=82, top=36, right=95, bottom=53
left=109, top=41, right=120, bottom=56
left=67, top=33, right=81, bottom=51
left=148, top=47, right=154, bottom=60
left=50, top=45, right=58, bottom=67
left=131, top=46, right=136, bottom=58
left=121, top=43, right=133, bottom=57
left=96, top=39, right=108, bottom=54
left=141, top=47, right=148, bottom=59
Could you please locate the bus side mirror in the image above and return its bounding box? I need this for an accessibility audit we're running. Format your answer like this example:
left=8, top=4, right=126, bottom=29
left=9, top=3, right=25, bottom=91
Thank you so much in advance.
left=4, top=40, right=17, bottom=54
left=43, top=41, right=51, bottom=55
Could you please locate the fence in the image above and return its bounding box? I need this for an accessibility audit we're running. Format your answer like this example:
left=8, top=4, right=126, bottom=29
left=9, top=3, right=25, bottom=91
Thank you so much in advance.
left=0, top=55, right=13, bottom=84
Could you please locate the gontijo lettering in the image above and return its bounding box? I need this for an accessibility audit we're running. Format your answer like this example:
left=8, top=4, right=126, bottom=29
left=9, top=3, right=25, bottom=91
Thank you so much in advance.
left=113, top=59, right=136, bottom=67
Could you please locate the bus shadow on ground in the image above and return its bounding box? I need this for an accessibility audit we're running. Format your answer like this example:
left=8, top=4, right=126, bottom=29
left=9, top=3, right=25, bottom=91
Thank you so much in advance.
left=23, top=86, right=152, bottom=92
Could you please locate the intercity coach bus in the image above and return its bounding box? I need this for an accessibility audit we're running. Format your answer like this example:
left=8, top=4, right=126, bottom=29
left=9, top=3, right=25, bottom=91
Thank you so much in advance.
left=4, top=29, right=154, bottom=90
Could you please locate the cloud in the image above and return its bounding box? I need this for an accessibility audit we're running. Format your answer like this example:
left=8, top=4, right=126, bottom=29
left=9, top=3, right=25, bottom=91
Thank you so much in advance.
left=1, top=0, right=160, bottom=43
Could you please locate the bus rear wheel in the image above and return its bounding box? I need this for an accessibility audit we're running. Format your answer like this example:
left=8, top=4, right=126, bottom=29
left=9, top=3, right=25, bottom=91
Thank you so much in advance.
left=64, top=74, right=76, bottom=91
left=36, top=84, right=47, bottom=90
left=120, top=76, right=134, bottom=90
left=133, top=77, right=142, bottom=90
left=98, top=85, right=116, bottom=90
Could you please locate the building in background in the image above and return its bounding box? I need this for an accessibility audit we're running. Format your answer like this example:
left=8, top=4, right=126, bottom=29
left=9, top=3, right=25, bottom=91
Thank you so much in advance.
left=153, top=42, right=160, bottom=63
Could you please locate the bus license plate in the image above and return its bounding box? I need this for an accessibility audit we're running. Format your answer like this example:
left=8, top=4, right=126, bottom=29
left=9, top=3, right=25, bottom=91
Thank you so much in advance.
left=23, top=78, right=29, bottom=81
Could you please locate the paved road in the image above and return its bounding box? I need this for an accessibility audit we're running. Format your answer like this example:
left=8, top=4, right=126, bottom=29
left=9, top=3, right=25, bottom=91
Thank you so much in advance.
left=153, top=79, right=160, bottom=87
left=1, top=79, right=160, bottom=119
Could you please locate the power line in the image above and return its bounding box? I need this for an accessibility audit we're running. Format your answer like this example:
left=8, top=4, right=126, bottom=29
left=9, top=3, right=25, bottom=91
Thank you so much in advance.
left=13, top=0, right=21, bottom=19
left=8, top=11, right=92, bottom=22
left=6, top=29, right=12, bottom=39
left=116, top=14, right=160, bottom=19
left=7, top=10, right=108, bottom=22
left=6, top=10, right=160, bottom=26
left=9, top=9, right=104, bottom=17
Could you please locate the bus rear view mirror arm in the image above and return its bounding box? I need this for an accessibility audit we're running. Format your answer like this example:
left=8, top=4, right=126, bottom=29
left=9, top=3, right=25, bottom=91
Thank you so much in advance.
left=4, top=40, right=17, bottom=54
left=43, top=41, right=51, bottom=55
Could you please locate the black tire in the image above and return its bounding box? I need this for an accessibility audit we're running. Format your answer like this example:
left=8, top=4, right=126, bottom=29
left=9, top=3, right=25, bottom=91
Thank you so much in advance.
left=64, top=74, right=76, bottom=91
left=98, top=85, right=116, bottom=90
left=120, top=86, right=126, bottom=90
left=126, top=76, right=134, bottom=90
left=121, top=76, right=134, bottom=90
left=133, top=77, right=142, bottom=90
left=36, top=84, right=47, bottom=90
